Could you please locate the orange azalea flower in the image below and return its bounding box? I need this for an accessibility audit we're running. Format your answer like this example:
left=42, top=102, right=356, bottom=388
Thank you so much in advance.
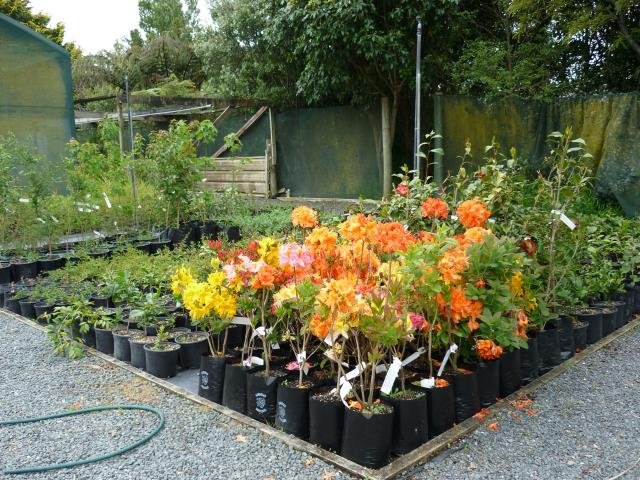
left=464, top=226, right=490, bottom=244
left=250, top=264, right=280, bottom=290
left=310, top=313, right=330, bottom=339
left=475, top=278, right=486, bottom=288
left=437, top=288, right=483, bottom=326
left=291, top=206, right=319, bottom=229
left=316, top=276, right=358, bottom=314
left=421, top=197, right=448, bottom=219
left=417, top=231, right=436, bottom=243
left=435, top=378, right=449, bottom=388
left=457, top=198, right=491, bottom=229
left=373, top=222, right=414, bottom=253
left=437, top=248, right=469, bottom=285
left=516, top=309, right=529, bottom=338
left=305, top=226, right=338, bottom=255
left=339, top=214, right=377, bottom=243
left=338, top=242, right=380, bottom=281
left=476, top=339, right=504, bottom=360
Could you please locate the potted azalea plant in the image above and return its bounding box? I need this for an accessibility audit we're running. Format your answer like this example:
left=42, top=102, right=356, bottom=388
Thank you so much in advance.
left=144, top=324, right=181, bottom=378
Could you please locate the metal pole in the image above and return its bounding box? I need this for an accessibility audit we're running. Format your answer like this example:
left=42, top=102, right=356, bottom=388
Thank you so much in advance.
left=413, top=18, right=422, bottom=177
left=124, top=74, right=139, bottom=228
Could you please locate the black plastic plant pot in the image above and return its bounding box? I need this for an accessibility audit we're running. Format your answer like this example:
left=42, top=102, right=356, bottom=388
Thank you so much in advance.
left=520, top=334, right=539, bottom=385
left=199, top=354, right=226, bottom=404
left=149, top=239, right=171, bottom=254
left=246, top=371, right=282, bottom=422
left=611, top=292, right=631, bottom=320
left=601, top=308, right=618, bottom=336
left=450, top=370, right=481, bottom=422
left=144, top=343, right=181, bottom=378
left=633, top=285, right=640, bottom=314
left=18, top=299, right=37, bottom=319
left=537, top=323, right=561, bottom=374
left=87, top=248, right=110, bottom=259
left=90, top=296, right=111, bottom=308
left=577, top=309, right=603, bottom=344
left=226, top=226, right=241, bottom=242
left=557, top=315, right=575, bottom=361
left=424, top=382, right=455, bottom=438
left=499, top=348, right=521, bottom=397
left=95, top=327, right=115, bottom=355
left=572, top=321, right=588, bottom=351
left=201, top=220, right=220, bottom=239
left=37, top=254, right=66, bottom=273
left=222, top=363, right=251, bottom=414
left=176, top=333, right=210, bottom=369
left=34, top=303, right=55, bottom=324
left=134, top=241, right=152, bottom=254
left=0, top=263, right=12, bottom=283
left=476, top=359, right=500, bottom=407
left=308, top=391, right=344, bottom=452
left=381, top=390, right=428, bottom=455
left=0, top=285, right=9, bottom=308
left=340, top=406, right=394, bottom=468
left=130, top=337, right=154, bottom=369
left=4, top=295, right=21, bottom=313
left=275, top=382, right=311, bottom=439
left=113, top=329, right=143, bottom=362
left=11, top=260, right=38, bottom=282
left=82, top=326, right=96, bottom=348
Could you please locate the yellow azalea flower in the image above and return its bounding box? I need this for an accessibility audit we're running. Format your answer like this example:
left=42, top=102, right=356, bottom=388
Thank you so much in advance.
left=510, top=271, right=524, bottom=297
left=331, top=316, right=350, bottom=339
left=273, top=283, right=298, bottom=307
left=377, top=261, right=403, bottom=284
left=257, top=237, right=280, bottom=266
left=207, top=271, right=226, bottom=289
left=171, top=266, right=194, bottom=297
left=182, top=281, right=216, bottom=320
left=213, top=290, right=237, bottom=319
left=210, top=256, right=221, bottom=270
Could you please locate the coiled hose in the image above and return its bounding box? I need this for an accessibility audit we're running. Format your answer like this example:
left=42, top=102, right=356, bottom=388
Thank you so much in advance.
left=1, top=404, right=164, bottom=475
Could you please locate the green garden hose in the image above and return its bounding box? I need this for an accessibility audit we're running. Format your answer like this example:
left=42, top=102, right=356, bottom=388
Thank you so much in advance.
left=0, top=404, right=164, bottom=475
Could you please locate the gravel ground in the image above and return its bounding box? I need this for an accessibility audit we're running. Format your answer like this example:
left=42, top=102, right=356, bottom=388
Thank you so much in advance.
left=0, top=312, right=351, bottom=480
left=2, top=310, right=639, bottom=480
left=402, top=323, right=640, bottom=480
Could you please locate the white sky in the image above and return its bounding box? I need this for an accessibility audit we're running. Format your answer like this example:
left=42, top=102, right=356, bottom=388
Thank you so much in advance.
left=28, top=0, right=212, bottom=54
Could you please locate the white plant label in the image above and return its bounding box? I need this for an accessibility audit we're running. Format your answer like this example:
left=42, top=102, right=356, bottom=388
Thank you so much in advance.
left=450, top=214, right=458, bottom=221
left=551, top=210, right=576, bottom=230
left=242, top=356, right=264, bottom=367
left=323, top=349, right=348, bottom=367
left=231, top=316, right=251, bottom=326
left=343, top=362, right=366, bottom=383
left=339, top=380, right=352, bottom=407
left=323, top=334, right=334, bottom=346
left=380, top=356, right=403, bottom=395
left=437, top=343, right=458, bottom=377
left=18, top=198, right=29, bottom=203
left=402, top=347, right=426, bottom=367
left=420, top=377, right=435, bottom=388
left=296, top=351, right=309, bottom=375
left=375, top=364, right=388, bottom=374
left=103, top=192, right=112, bottom=209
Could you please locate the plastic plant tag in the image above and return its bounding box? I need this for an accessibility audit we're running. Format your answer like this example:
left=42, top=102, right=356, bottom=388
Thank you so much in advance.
left=242, top=356, right=264, bottom=367
left=380, top=357, right=403, bottom=395
left=344, top=362, right=366, bottom=382
left=450, top=214, right=458, bottom=221
left=271, top=342, right=280, bottom=350
left=551, top=210, right=576, bottom=230
left=339, top=380, right=352, bottom=407
left=402, top=347, right=426, bottom=367
left=296, top=351, right=309, bottom=375
left=18, top=198, right=29, bottom=203
left=103, top=192, right=112, bottom=209
left=420, top=377, right=435, bottom=388
left=375, top=364, right=388, bottom=374
left=437, top=344, right=458, bottom=377
left=323, top=334, right=334, bottom=346
left=231, top=316, right=251, bottom=326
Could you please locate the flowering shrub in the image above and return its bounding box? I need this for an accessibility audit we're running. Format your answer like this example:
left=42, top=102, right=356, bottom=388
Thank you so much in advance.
left=171, top=198, right=530, bottom=410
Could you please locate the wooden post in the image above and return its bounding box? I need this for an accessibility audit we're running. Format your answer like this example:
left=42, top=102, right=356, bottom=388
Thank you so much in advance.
left=381, top=97, right=392, bottom=197
left=268, top=108, right=278, bottom=198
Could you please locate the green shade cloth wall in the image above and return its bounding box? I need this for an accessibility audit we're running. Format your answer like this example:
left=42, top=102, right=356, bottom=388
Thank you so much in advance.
left=0, top=13, right=74, bottom=187
left=275, top=104, right=382, bottom=198
left=438, top=94, right=640, bottom=217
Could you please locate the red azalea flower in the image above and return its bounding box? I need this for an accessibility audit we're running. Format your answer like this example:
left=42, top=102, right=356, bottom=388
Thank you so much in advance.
left=521, top=237, right=537, bottom=255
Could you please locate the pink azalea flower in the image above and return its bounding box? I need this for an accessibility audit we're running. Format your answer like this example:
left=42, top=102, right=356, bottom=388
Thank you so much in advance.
left=396, top=183, right=409, bottom=196
left=409, top=312, right=426, bottom=330
left=279, top=243, right=313, bottom=269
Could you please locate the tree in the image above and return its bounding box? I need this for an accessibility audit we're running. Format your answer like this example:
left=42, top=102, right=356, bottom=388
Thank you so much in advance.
left=509, top=0, right=640, bottom=93
left=1, top=0, right=79, bottom=55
